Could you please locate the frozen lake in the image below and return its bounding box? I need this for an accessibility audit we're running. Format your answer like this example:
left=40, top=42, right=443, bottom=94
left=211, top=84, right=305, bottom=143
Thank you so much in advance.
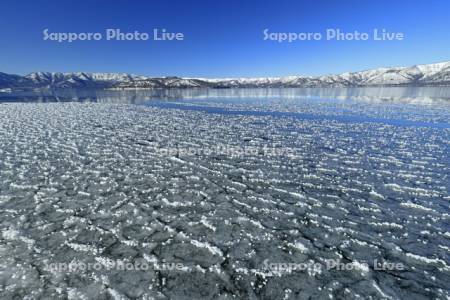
left=0, top=87, right=449, bottom=299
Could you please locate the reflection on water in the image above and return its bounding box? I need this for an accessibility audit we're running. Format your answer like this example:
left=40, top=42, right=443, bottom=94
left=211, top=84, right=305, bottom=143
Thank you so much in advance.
left=1, top=87, right=450, bottom=105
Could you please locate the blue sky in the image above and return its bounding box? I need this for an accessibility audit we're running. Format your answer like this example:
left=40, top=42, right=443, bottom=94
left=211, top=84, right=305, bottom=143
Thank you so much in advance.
left=0, top=0, right=449, bottom=77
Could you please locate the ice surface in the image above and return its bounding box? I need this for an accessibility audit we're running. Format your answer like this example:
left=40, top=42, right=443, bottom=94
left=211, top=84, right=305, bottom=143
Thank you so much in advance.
left=0, top=102, right=449, bottom=299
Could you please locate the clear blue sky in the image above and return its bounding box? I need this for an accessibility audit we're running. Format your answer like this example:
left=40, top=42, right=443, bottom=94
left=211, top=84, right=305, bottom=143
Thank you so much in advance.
left=0, top=0, right=449, bottom=77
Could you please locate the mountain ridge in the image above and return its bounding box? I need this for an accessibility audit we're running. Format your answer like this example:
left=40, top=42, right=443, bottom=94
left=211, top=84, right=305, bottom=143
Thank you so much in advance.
left=1, top=61, right=450, bottom=90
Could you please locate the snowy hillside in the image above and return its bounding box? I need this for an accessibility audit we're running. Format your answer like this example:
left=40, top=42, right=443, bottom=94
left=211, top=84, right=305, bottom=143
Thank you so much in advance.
left=1, top=61, right=450, bottom=89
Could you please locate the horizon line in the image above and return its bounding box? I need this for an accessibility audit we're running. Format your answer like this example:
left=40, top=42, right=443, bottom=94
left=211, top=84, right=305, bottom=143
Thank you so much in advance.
left=4, top=59, right=449, bottom=80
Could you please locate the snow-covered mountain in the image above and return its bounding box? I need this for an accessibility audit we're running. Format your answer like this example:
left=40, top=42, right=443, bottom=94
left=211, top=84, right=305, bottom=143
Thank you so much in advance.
left=23, top=72, right=138, bottom=88
left=1, top=61, right=450, bottom=90
left=202, top=61, right=450, bottom=88
left=0, top=72, right=28, bottom=88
